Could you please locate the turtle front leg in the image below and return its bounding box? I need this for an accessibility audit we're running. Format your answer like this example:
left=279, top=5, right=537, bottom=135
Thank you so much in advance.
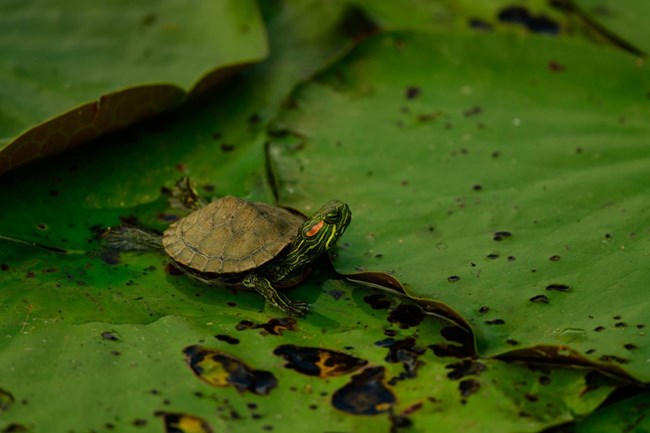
left=242, top=274, right=309, bottom=317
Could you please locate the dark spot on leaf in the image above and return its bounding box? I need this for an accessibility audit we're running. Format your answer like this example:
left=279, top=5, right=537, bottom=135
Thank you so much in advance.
left=160, top=412, right=214, bottom=433
left=546, top=284, right=569, bottom=292
left=235, top=320, right=255, bottom=331
left=613, top=315, right=622, bottom=320
left=364, top=294, right=391, bottom=309
left=529, top=294, right=549, bottom=304
left=332, top=366, right=395, bottom=415
left=101, top=331, right=120, bottom=341
left=539, top=375, right=551, bottom=385
left=505, top=338, right=518, bottom=346
left=2, top=423, right=28, bottom=432
left=183, top=345, right=277, bottom=395
left=478, top=306, right=490, bottom=314
left=215, top=335, right=240, bottom=345
left=405, top=86, right=421, bottom=100
left=637, top=324, right=646, bottom=329
left=328, top=289, right=345, bottom=300
left=140, top=12, right=157, bottom=26
left=604, top=233, right=612, bottom=239
left=387, top=304, right=425, bottom=328
left=235, top=317, right=297, bottom=336
left=248, top=113, right=261, bottom=124
left=485, top=319, right=505, bottom=325
left=378, top=337, right=425, bottom=381
left=614, top=322, right=627, bottom=328
left=487, top=253, right=500, bottom=260
left=390, top=412, right=413, bottom=430
left=447, top=275, right=460, bottom=282
left=227, top=301, right=237, bottom=307
left=594, top=326, right=605, bottom=332
left=497, top=6, right=560, bottom=34
left=524, top=393, right=538, bottom=402
left=132, top=419, right=147, bottom=427
left=549, top=255, right=561, bottom=261
left=458, top=378, right=481, bottom=398
left=472, top=184, right=482, bottom=191
left=445, top=360, right=487, bottom=380
left=463, top=106, right=482, bottom=117
left=468, top=18, right=493, bottom=31
left=493, top=231, right=512, bottom=241
left=429, top=327, right=475, bottom=358
left=586, top=349, right=596, bottom=355
left=598, top=354, right=628, bottom=364
left=273, top=344, right=367, bottom=377
left=0, top=388, right=15, bottom=412
left=497, top=6, right=529, bottom=25
left=119, top=215, right=140, bottom=226
left=220, top=143, right=235, bottom=152
left=338, top=5, right=380, bottom=41
left=548, top=61, right=566, bottom=72
left=623, top=344, right=637, bottom=350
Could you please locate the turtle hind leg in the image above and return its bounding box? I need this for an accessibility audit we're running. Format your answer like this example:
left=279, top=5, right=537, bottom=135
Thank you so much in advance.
left=242, top=274, right=309, bottom=317
left=165, top=176, right=207, bottom=211
left=104, top=227, right=163, bottom=251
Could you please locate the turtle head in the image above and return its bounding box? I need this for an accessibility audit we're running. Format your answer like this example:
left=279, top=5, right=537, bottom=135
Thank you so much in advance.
left=273, top=200, right=351, bottom=279
left=299, top=200, right=352, bottom=251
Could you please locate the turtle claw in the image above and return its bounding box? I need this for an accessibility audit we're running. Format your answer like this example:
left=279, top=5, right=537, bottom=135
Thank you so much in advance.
left=285, top=300, right=310, bottom=317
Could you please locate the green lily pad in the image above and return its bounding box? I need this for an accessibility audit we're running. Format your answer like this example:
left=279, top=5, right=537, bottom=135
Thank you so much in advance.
left=0, top=250, right=615, bottom=433
left=269, top=31, right=650, bottom=382
left=566, top=391, right=650, bottom=433
left=0, top=0, right=267, bottom=174
left=574, top=0, right=650, bottom=54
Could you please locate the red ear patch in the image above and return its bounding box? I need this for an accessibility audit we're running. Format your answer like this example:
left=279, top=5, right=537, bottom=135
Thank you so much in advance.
left=306, top=220, right=325, bottom=237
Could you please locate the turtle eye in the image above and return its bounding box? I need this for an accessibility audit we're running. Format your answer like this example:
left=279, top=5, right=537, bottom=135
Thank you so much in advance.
left=324, top=212, right=341, bottom=224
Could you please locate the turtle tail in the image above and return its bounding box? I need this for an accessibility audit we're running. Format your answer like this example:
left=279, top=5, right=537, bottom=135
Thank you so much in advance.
left=104, top=227, right=163, bottom=251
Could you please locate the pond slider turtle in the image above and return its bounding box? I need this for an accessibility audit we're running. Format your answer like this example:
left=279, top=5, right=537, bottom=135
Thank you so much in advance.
left=107, top=178, right=351, bottom=316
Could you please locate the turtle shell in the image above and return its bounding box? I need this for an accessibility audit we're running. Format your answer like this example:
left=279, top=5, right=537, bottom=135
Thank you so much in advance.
left=162, top=196, right=305, bottom=274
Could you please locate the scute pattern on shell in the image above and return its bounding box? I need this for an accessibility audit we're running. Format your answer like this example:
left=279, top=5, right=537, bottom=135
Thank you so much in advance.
left=162, top=196, right=305, bottom=274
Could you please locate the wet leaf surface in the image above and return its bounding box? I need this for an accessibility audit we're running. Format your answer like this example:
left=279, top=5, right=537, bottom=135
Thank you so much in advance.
left=0, top=1, right=646, bottom=431
left=270, top=31, right=650, bottom=382
left=0, top=270, right=616, bottom=432
left=0, top=0, right=268, bottom=174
